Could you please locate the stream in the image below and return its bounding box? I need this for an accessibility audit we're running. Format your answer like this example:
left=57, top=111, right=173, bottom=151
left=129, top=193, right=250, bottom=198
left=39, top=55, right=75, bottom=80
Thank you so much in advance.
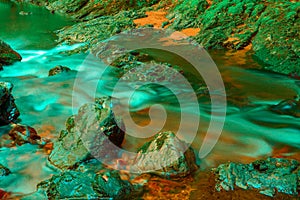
left=0, top=0, right=300, bottom=198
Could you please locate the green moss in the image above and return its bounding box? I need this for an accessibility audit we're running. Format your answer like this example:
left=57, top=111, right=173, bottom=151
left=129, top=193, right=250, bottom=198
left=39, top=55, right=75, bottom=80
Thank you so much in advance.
left=155, top=132, right=168, bottom=150
left=167, top=0, right=208, bottom=30
left=137, top=140, right=152, bottom=153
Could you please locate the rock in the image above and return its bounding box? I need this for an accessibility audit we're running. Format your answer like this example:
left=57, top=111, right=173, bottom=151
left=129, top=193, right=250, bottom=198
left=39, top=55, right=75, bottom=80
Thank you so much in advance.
left=214, top=157, right=300, bottom=197
left=46, top=0, right=159, bottom=20
left=167, top=0, right=208, bottom=30
left=94, top=38, right=208, bottom=96
left=132, top=131, right=198, bottom=178
left=48, top=96, right=125, bottom=169
left=56, top=10, right=144, bottom=53
left=95, top=170, right=133, bottom=199
left=0, top=164, right=10, bottom=177
left=8, top=124, right=46, bottom=146
left=32, top=170, right=133, bottom=200
left=270, top=97, right=300, bottom=117
left=48, top=65, right=71, bottom=76
left=167, top=0, right=300, bottom=75
left=0, top=82, right=20, bottom=126
left=0, top=40, right=22, bottom=69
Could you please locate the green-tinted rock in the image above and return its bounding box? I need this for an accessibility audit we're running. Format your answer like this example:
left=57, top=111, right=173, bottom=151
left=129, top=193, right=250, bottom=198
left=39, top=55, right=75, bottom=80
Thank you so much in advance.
left=167, top=0, right=208, bottom=30
left=0, top=164, right=10, bottom=177
left=132, top=131, right=198, bottom=178
left=0, top=82, right=20, bottom=126
left=214, top=157, right=300, bottom=197
left=252, top=2, right=300, bottom=74
left=0, top=40, right=22, bottom=69
left=56, top=10, right=145, bottom=52
left=46, top=0, right=160, bottom=20
left=30, top=170, right=133, bottom=200
left=168, top=0, right=299, bottom=75
left=48, top=96, right=125, bottom=169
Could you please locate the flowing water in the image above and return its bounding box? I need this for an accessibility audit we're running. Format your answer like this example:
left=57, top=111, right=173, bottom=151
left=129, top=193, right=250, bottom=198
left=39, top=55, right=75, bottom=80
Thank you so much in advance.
left=0, top=1, right=300, bottom=198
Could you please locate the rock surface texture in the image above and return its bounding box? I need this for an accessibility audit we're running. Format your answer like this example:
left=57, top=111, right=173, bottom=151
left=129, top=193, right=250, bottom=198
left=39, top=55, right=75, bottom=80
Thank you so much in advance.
left=31, top=170, right=133, bottom=200
left=132, top=131, right=198, bottom=178
left=0, top=82, right=20, bottom=126
left=214, top=157, right=300, bottom=197
left=48, top=96, right=125, bottom=169
left=0, top=40, right=22, bottom=70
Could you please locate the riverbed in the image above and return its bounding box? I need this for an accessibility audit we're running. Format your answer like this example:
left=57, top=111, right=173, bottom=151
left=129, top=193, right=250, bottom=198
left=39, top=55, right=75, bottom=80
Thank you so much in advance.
left=0, top=1, right=300, bottom=199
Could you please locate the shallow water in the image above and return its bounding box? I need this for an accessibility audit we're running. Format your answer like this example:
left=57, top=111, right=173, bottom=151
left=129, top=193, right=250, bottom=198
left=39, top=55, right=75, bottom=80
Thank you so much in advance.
left=0, top=1, right=300, bottom=198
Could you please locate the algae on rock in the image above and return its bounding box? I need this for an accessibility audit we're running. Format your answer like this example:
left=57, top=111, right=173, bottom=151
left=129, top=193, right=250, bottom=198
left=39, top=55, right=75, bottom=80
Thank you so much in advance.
left=214, top=157, right=300, bottom=197
left=48, top=97, right=125, bottom=169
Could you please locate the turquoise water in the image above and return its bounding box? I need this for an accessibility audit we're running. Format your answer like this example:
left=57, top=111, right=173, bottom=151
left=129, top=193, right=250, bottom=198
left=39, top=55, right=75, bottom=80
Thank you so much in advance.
left=0, top=1, right=300, bottom=198
left=0, top=0, right=73, bottom=49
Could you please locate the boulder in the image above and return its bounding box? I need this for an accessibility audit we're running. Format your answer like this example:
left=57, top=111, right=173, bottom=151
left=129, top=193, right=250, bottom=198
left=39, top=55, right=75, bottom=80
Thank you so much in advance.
left=132, top=131, right=198, bottom=178
left=33, top=170, right=133, bottom=200
left=0, top=82, right=20, bottom=126
left=214, top=157, right=300, bottom=197
left=167, top=0, right=300, bottom=75
left=0, top=40, right=22, bottom=69
left=48, top=96, right=125, bottom=169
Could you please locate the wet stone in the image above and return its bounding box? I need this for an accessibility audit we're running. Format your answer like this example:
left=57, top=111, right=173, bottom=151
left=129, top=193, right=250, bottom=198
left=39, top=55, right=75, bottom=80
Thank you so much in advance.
left=0, top=40, right=22, bottom=70
left=0, top=164, right=10, bottom=177
left=214, top=157, right=300, bottom=197
left=33, top=170, right=133, bottom=200
left=132, top=131, right=198, bottom=178
left=48, top=96, right=125, bottom=169
left=270, top=97, right=300, bottom=118
left=48, top=65, right=71, bottom=76
left=8, top=124, right=45, bottom=146
left=0, top=82, right=20, bottom=126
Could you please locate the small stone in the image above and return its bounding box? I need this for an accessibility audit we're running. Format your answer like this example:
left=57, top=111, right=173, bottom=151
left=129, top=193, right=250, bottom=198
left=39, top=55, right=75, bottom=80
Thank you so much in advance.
left=48, top=65, right=71, bottom=76
left=0, top=164, right=10, bottom=177
left=32, top=170, right=133, bottom=200
left=8, top=124, right=43, bottom=146
left=270, top=97, right=300, bottom=117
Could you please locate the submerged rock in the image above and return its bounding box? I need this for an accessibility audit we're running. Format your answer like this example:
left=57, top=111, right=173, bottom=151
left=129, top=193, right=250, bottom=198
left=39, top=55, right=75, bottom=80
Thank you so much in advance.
left=132, top=131, right=198, bottom=178
left=8, top=124, right=46, bottom=146
left=214, top=157, right=300, bottom=197
left=0, top=82, right=20, bottom=126
left=33, top=170, right=133, bottom=200
left=0, top=164, right=10, bottom=177
left=0, top=40, right=22, bottom=69
left=270, top=97, right=300, bottom=117
left=48, top=96, right=125, bottom=169
left=48, top=65, right=71, bottom=76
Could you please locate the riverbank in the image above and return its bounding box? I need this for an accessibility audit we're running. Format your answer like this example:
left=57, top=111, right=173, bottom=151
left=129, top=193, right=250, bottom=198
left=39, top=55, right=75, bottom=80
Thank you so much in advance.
left=12, top=0, right=299, bottom=75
